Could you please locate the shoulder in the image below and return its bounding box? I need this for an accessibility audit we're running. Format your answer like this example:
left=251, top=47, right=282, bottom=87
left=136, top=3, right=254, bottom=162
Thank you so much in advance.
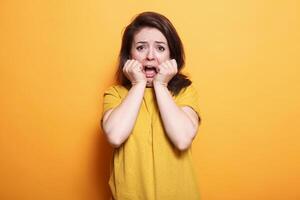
left=175, top=83, right=199, bottom=98
left=104, top=84, right=129, bottom=97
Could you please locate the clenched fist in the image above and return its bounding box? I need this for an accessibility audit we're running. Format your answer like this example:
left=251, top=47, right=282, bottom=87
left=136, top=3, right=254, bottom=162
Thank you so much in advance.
left=153, top=59, right=178, bottom=86
left=123, top=59, right=147, bottom=85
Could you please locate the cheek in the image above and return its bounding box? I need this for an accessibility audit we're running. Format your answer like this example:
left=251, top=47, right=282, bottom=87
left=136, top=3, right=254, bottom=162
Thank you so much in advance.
left=157, top=52, right=171, bottom=64
left=131, top=50, right=145, bottom=61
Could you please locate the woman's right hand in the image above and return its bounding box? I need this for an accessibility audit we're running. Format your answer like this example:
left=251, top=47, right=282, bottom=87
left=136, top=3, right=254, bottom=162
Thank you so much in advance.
left=123, top=59, right=146, bottom=85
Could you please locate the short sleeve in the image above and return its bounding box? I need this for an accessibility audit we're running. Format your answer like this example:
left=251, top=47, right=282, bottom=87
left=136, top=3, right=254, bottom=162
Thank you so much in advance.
left=102, top=86, right=122, bottom=114
left=175, top=84, right=201, bottom=119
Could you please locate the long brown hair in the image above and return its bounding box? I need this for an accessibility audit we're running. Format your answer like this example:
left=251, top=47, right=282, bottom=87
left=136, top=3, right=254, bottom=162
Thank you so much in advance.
left=116, top=11, right=191, bottom=95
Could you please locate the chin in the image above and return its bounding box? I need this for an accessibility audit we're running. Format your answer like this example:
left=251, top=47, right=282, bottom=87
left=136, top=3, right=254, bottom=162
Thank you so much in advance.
left=146, top=78, right=154, bottom=87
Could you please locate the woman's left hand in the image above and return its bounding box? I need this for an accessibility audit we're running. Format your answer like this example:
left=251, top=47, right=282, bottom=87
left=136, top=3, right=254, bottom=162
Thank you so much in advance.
left=153, top=59, right=178, bottom=86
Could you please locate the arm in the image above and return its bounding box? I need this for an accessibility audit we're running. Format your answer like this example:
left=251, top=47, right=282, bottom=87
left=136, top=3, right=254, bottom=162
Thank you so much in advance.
left=102, top=60, right=146, bottom=148
left=153, top=59, right=200, bottom=151
left=153, top=82, right=199, bottom=151
left=102, top=82, right=146, bottom=148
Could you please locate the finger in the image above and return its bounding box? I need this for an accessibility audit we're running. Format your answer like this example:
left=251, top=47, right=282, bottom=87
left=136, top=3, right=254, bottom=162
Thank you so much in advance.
left=135, top=62, right=143, bottom=72
left=159, top=63, right=168, bottom=74
left=124, top=60, right=134, bottom=77
left=169, top=59, right=177, bottom=74
left=123, top=59, right=131, bottom=72
left=172, top=59, right=178, bottom=74
left=171, top=59, right=177, bottom=67
left=132, top=60, right=142, bottom=72
left=171, top=64, right=177, bottom=75
left=133, top=60, right=142, bottom=70
left=123, top=60, right=129, bottom=72
left=164, top=60, right=173, bottom=74
left=132, top=60, right=141, bottom=68
left=127, top=60, right=135, bottom=72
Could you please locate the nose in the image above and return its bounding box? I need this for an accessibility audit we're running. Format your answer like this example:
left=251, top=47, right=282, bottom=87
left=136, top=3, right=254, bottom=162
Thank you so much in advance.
left=146, top=48, right=155, bottom=61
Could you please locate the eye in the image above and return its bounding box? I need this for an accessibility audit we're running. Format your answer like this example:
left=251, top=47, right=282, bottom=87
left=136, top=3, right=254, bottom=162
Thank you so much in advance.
left=136, top=45, right=145, bottom=51
left=158, top=46, right=165, bottom=52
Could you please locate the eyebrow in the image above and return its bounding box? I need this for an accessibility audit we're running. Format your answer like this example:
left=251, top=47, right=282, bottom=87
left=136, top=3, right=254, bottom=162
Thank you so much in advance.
left=136, top=41, right=167, bottom=45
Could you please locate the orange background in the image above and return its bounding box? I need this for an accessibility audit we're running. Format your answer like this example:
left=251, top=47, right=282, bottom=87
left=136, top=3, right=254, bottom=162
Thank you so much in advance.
left=0, top=1, right=299, bottom=199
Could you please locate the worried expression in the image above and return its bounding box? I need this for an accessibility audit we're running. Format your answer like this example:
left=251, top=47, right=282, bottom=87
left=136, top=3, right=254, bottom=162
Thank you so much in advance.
left=130, top=27, right=171, bottom=86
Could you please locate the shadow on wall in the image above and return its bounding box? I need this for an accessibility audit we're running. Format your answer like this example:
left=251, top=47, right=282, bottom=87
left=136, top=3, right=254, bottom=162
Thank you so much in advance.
left=89, top=126, right=113, bottom=199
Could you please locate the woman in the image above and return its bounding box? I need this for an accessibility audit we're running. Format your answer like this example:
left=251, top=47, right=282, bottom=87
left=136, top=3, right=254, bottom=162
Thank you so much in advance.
left=101, top=11, right=201, bottom=200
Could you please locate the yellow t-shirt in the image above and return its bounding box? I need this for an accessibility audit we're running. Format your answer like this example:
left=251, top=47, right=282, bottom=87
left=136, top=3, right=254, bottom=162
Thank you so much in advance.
left=102, top=84, right=201, bottom=200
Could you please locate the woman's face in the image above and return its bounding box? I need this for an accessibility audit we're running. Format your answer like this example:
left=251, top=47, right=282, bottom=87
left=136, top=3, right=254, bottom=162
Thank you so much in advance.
left=130, top=27, right=171, bottom=86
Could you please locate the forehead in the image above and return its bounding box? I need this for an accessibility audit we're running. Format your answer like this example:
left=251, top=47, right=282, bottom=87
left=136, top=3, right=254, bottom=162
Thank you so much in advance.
left=133, top=27, right=167, bottom=43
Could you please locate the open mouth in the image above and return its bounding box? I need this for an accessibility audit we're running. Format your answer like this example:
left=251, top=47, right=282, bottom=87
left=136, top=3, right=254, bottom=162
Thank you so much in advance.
left=143, top=65, right=158, bottom=78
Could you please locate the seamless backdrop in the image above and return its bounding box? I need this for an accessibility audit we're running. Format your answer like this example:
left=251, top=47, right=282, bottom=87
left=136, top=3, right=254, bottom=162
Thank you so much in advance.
left=0, top=1, right=299, bottom=200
